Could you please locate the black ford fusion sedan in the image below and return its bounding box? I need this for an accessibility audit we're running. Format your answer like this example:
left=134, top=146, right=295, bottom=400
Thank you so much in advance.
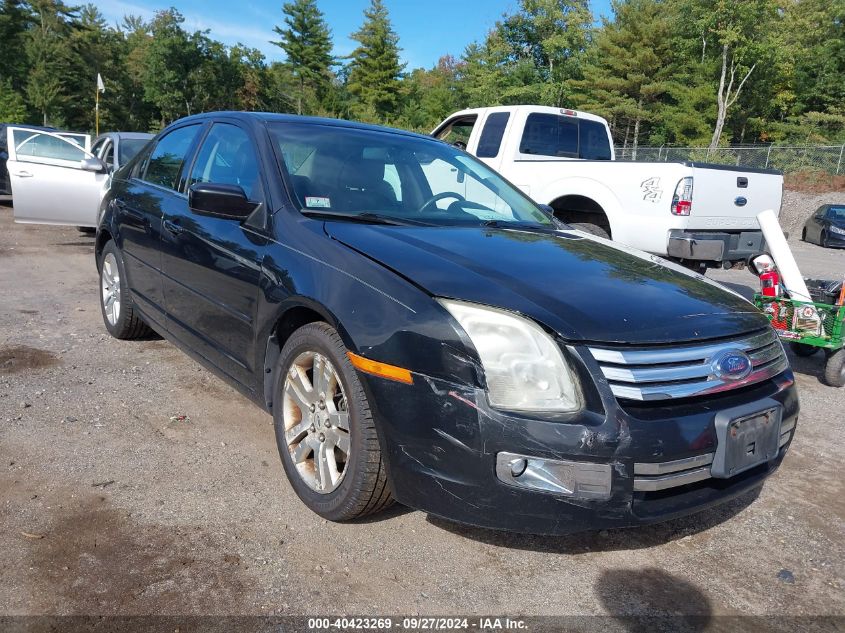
left=95, top=112, right=798, bottom=534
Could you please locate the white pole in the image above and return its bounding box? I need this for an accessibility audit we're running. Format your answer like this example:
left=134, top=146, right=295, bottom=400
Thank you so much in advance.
left=757, top=209, right=812, bottom=303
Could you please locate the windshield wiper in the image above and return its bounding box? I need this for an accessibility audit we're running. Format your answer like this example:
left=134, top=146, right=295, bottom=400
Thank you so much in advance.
left=301, top=210, right=429, bottom=226
left=482, top=219, right=550, bottom=230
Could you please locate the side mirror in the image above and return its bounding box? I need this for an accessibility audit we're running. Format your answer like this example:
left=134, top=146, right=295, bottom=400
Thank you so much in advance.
left=188, top=182, right=257, bottom=219
left=80, top=156, right=107, bottom=173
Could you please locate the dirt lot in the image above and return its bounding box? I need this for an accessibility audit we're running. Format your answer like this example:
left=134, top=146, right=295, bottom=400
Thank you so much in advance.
left=1, top=199, right=843, bottom=628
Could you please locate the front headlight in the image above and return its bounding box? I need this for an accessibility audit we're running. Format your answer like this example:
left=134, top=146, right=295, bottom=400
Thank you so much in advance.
left=829, top=225, right=845, bottom=235
left=438, top=299, right=581, bottom=412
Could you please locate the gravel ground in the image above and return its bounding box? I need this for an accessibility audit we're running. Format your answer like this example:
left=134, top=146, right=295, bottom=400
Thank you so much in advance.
left=0, top=197, right=843, bottom=628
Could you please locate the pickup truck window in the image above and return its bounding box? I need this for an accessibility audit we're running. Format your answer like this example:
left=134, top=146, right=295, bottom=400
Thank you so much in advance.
left=476, top=112, right=510, bottom=158
left=434, top=115, right=477, bottom=150
left=518, top=114, right=612, bottom=160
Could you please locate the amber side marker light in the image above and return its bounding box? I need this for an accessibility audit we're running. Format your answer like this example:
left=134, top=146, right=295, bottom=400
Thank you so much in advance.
left=347, top=352, right=413, bottom=385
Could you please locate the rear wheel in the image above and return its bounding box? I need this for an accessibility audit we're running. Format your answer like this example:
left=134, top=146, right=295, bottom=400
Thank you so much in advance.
left=823, top=349, right=845, bottom=387
left=98, top=241, right=152, bottom=339
left=273, top=322, right=393, bottom=521
left=801, top=228, right=807, bottom=242
left=569, top=222, right=610, bottom=239
left=789, top=342, right=819, bottom=357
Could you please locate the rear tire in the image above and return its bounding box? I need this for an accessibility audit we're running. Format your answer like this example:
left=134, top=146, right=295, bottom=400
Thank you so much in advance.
left=272, top=322, right=394, bottom=521
left=801, top=229, right=807, bottom=242
left=98, top=240, right=152, bottom=340
left=569, top=222, right=610, bottom=239
left=823, top=349, right=845, bottom=387
left=789, top=342, right=819, bottom=357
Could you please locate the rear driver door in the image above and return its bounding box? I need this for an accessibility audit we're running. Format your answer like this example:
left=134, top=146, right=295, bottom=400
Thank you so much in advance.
left=6, top=127, right=107, bottom=227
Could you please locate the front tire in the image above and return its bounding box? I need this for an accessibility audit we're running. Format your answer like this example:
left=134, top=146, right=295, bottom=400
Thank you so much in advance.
left=98, top=241, right=152, bottom=339
left=272, top=322, right=393, bottom=521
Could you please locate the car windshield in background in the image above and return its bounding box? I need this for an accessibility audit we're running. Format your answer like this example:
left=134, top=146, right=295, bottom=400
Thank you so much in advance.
left=828, top=206, right=845, bottom=221
left=268, top=122, right=553, bottom=228
left=519, top=113, right=612, bottom=160
left=119, top=138, right=150, bottom=164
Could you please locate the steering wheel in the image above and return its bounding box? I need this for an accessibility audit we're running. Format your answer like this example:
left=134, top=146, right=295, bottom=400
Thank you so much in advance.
left=419, top=192, right=466, bottom=214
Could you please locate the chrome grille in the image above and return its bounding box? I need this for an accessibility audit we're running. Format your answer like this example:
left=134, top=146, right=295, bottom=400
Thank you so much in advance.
left=588, top=328, right=789, bottom=401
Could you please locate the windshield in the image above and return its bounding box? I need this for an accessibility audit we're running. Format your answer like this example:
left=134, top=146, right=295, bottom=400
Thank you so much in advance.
left=119, top=138, right=151, bottom=165
left=268, top=122, right=553, bottom=227
left=827, top=206, right=845, bottom=221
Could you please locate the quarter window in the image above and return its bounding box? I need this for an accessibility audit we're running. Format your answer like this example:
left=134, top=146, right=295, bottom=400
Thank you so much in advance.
left=143, top=124, right=201, bottom=191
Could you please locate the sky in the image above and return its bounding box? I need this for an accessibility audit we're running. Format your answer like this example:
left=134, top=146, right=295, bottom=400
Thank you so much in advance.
left=95, top=0, right=614, bottom=70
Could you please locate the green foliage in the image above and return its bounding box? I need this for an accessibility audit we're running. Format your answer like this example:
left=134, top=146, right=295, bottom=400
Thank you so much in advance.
left=0, top=77, right=27, bottom=121
left=272, top=0, right=334, bottom=114
left=347, top=0, right=405, bottom=122
left=0, top=0, right=841, bottom=149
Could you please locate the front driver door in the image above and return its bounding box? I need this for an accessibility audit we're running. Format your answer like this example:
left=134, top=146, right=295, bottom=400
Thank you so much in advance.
left=6, top=127, right=107, bottom=227
left=160, top=121, right=267, bottom=388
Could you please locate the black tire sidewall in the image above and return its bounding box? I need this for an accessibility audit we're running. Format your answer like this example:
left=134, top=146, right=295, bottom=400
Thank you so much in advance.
left=824, top=349, right=845, bottom=387
left=272, top=323, right=374, bottom=520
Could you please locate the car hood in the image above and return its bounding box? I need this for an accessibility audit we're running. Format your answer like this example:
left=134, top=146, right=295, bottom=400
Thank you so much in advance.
left=325, top=223, right=768, bottom=345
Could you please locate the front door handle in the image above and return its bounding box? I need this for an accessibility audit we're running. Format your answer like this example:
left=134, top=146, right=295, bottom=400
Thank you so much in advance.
left=163, top=219, right=183, bottom=236
left=13, top=171, right=33, bottom=178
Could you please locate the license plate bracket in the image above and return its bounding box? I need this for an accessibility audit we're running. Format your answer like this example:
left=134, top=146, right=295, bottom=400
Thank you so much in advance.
left=712, top=400, right=782, bottom=479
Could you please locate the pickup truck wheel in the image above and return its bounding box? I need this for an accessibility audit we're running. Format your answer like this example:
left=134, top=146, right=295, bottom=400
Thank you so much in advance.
left=98, top=241, right=152, bottom=339
left=569, top=222, right=609, bottom=239
left=789, top=342, right=819, bottom=357
left=823, top=349, right=845, bottom=387
left=273, top=322, right=394, bottom=521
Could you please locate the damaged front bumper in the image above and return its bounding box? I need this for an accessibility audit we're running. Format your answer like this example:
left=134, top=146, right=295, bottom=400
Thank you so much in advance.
left=361, top=347, right=799, bottom=535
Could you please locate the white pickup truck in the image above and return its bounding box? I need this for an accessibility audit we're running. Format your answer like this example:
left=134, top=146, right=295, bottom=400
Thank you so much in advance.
left=432, top=105, right=783, bottom=270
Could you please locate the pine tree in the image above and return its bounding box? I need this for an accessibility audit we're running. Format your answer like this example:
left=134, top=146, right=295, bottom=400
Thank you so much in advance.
left=271, top=0, right=334, bottom=115
left=347, top=0, right=404, bottom=122
left=572, top=0, right=677, bottom=152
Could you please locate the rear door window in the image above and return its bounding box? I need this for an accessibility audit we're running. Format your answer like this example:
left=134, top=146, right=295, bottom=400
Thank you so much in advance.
left=143, top=124, right=201, bottom=191
left=476, top=112, right=510, bottom=158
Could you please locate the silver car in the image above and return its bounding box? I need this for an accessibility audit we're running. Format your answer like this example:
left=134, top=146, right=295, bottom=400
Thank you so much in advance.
left=5, top=127, right=152, bottom=227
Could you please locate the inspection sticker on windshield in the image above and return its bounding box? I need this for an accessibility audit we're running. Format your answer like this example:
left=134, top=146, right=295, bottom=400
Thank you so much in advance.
left=305, top=196, right=331, bottom=209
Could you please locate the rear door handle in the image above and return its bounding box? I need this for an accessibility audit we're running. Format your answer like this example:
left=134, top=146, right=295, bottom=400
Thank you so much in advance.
left=13, top=171, right=32, bottom=178
left=163, top=219, right=183, bottom=236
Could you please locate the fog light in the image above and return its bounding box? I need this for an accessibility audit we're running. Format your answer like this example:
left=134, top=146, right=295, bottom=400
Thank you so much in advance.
left=495, top=452, right=612, bottom=500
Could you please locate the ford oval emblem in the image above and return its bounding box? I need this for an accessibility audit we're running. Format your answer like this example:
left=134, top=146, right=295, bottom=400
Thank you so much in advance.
left=734, top=196, right=748, bottom=207
left=712, top=350, right=752, bottom=381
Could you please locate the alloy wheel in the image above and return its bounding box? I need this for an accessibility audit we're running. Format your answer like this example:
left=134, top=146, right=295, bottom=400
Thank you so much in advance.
left=282, top=351, right=351, bottom=494
left=101, top=252, right=121, bottom=326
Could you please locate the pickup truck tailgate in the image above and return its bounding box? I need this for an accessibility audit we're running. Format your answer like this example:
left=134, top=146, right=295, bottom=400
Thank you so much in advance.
left=684, top=163, right=782, bottom=231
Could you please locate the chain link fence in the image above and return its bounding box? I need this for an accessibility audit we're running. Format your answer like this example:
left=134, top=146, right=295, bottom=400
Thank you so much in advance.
left=614, top=144, right=845, bottom=174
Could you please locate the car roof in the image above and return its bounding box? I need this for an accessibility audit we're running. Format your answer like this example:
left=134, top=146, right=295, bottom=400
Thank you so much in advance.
left=171, top=111, right=433, bottom=142
left=95, top=132, right=155, bottom=142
